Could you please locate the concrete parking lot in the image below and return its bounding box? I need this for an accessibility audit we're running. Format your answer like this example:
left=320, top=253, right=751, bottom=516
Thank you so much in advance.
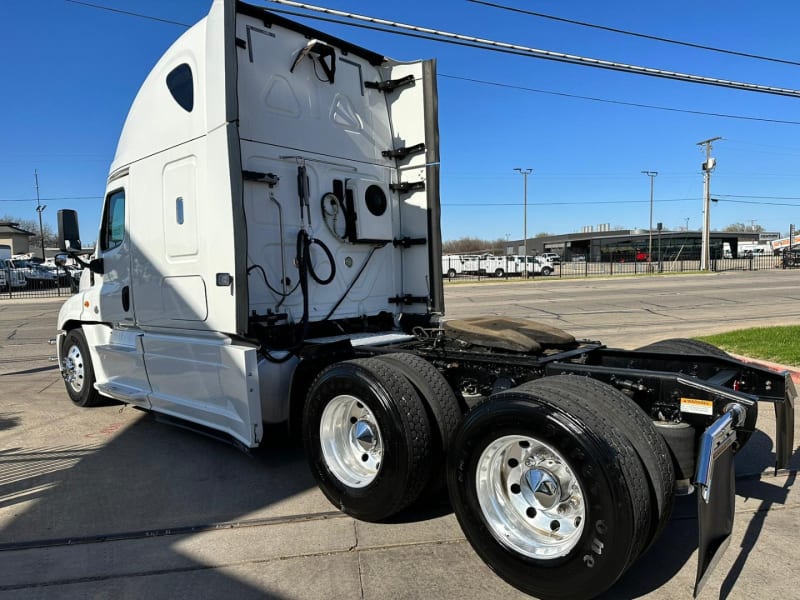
left=1, top=270, right=798, bottom=599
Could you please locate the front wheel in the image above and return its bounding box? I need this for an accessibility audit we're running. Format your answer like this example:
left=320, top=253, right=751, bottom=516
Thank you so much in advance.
left=447, top=381, right=652, bottom=600
left=61, top=329, right=101, bottom=407
left=541, top=267, right=553, bottom=276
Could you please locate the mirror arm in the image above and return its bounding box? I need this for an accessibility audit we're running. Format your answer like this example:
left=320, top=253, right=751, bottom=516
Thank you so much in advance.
left=66, top=250, right=91, bottom=269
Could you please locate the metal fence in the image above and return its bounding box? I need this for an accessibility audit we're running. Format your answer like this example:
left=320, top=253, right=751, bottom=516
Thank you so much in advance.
left=2, top=255, right=792, bottom=299
left=1, top=266, right=79, bottom=300
left=443, top=254, right=790, bottom=282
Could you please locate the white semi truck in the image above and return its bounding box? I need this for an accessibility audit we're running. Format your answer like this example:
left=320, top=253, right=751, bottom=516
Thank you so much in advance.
left=55, top=2, right=794, bottom=599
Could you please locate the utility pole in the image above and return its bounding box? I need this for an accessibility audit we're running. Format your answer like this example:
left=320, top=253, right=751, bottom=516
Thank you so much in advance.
left=697, top=137, right=722, bottom=271
left=641, top=171, right=658, bottom=265
left=514, top=167, right=532, bottom=277
left=34, top=170, right=47, bottom=261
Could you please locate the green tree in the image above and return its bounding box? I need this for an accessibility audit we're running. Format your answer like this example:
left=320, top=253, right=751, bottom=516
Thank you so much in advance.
left=723, top=222, right=764, bottom=232
left=442, top=237, right=515, bottom=255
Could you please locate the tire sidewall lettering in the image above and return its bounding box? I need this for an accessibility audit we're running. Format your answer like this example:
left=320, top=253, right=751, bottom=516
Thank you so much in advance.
left=448, top=398, right=632, bottom=594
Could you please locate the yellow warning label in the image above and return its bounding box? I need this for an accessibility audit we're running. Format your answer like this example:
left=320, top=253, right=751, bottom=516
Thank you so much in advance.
left=680, top=397, right=714, bottom=416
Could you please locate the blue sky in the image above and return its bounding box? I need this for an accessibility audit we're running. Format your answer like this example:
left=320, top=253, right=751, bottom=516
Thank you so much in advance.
left=2, top=0, right=800, bottom=245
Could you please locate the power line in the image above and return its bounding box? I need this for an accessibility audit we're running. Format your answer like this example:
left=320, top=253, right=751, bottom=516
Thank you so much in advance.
left=718, top=198, right=800, bottom=207
left=0, top=196, right=103, bottom=203
left=716, top=193, right=800, bottom=200
left=443, top=196, right=800, bottom=207
left=265, top=1, right=800, bottom=98
left=468, top=0, right=800, bottom=68
left=65, top=0, right=192, bottom=27
left=66, top=1, right=800, bottom=121
left=443, top=198, right=701, bottom=206
left=440, top=74, right=800, bottom=125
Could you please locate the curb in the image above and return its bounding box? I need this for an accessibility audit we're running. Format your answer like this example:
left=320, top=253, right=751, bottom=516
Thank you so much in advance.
left=731, top=353, right=800, bottom=385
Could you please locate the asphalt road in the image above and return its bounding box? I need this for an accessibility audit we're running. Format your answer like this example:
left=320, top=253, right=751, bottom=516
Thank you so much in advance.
left=443, top=269, right=800, bottom=347
left=0, top=270, right=798, bottom=599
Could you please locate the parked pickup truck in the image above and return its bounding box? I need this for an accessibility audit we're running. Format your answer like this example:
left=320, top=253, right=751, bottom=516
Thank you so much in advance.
left=0, top=259, right=27, bottom=290
left=2, top=259, right=56, bottom=288
left=486, top=255, right=553, bottom=277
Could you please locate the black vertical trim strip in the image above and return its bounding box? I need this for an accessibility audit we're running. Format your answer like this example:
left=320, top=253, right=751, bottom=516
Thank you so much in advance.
left=227, top=1, right=248, bottom=334
left=422, top=60, right=444, bottom=313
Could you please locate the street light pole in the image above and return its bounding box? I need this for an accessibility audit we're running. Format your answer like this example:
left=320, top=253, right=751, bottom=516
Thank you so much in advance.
left=34, top=169, right=47, bottom=261
left=513, top=168, right=532, bottom=255
left=641, top=171, right=658, bottom=265
left=514, top=167, right=532, bottom=276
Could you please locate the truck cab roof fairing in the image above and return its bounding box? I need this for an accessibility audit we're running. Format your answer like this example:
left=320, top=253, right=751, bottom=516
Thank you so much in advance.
left=111, top=1, right=388, bottom=174
left=110, top=0, right=235, bottom=172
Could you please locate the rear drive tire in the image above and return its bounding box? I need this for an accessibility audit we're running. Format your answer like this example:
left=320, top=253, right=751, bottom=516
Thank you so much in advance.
left=494, top=268, right=505, bottom=278
left=376, top=353, right=463, bottom=495
left=304, top=358, right=433, bottom=521
left=447, top=378, right=652, bottom=600
left=531, top=375, right=675, bottom=552
left=636, top=337, right=729, bottom=359
left=61, top=328, right=101, bottom=407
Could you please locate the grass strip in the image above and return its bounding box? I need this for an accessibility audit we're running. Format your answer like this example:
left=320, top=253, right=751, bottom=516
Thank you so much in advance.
left=697, top=325, right=800, bottom=367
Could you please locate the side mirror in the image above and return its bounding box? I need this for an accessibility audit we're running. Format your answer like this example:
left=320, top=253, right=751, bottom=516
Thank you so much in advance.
left=58, top=209, right=82, bottom=252
left=54, top=254, right=68, bottom=267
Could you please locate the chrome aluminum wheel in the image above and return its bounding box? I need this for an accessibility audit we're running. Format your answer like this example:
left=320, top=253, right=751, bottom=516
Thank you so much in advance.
left=63, top=343, right=85, bottom=394
left=320, top=394, right=383, bottom=488
left=476, top=435, right=586, bottom=559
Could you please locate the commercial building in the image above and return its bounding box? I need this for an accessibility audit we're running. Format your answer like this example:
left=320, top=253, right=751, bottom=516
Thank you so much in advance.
left=0, top=222, right=35, bottom=255
left=509, top=229, right=776, bottom=262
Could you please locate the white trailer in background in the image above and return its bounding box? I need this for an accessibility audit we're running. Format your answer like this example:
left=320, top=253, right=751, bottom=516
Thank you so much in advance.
left=771, top=234, right=800, bottom=253
left=53, top=2, right=794, bottom=599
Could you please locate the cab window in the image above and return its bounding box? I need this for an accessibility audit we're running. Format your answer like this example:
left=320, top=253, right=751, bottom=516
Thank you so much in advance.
left=101, top=190, right=125, bottom=251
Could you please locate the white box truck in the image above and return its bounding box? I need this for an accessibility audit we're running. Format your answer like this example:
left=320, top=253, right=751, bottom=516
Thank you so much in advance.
left=55, top=2, right=794, bottom=598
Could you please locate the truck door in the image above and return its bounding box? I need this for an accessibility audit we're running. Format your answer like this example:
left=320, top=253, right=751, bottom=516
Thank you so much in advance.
left=78, top=179, right=153, bottom=407
left=95, top=183, right=134, bottom=325
left=379, top=59, right=444, bottom=313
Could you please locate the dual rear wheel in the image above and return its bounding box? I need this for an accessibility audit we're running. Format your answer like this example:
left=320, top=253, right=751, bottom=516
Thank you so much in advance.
left=304, top=359, right=676, bottom=600
left=303, top=355, right=461, bottom=521
left=446, top=375, right=674, bottom=600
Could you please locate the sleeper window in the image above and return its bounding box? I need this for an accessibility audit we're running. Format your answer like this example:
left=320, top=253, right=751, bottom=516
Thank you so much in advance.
left=167, top=63, right=194, bottom=112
